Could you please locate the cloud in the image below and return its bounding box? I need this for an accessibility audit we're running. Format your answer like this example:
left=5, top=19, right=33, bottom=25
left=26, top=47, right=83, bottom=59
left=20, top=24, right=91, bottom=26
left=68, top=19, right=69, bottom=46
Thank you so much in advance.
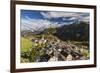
left=21, top=11, right=90, bottom=31
left=81, top=16, right=89, bottom=22
left=40, top=11, right=88, bottom=18
left=40, top=11, right=90, bottom=22
left=68, top=17, right=77, bottom=20
left=77, top=15, right=89, bottom=22
left=40, top=12, right=51, bottom=19
left=62, top=18, right=67, bottom=21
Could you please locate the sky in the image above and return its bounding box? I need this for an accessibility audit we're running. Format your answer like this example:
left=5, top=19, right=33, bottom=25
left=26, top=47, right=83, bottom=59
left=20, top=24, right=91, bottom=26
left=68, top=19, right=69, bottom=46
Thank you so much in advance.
left=21, top=10, right=90, bottom=31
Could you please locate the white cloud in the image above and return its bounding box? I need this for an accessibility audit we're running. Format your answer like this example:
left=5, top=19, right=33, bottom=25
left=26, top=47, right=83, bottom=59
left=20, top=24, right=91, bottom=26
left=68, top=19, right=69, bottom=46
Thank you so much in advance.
left=62, top=18, right=67, bottom=21
left=78, top=16, right=89, bottom=22
left=40, top=12, right=51, bottom=19
left=68, top=17, right=77, bottom=20
left=40, top=11, right=90, bottom=22
left=40, top=11, right=87, bottom=19
left=21, top=11, right=89, bottom=32
left=81, top=16, right=89, bottom=22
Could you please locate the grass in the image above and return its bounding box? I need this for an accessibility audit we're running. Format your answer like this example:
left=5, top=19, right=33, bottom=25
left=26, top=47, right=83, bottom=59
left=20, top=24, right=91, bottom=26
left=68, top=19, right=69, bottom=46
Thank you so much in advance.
left=21, top=37, right=33, bottom=52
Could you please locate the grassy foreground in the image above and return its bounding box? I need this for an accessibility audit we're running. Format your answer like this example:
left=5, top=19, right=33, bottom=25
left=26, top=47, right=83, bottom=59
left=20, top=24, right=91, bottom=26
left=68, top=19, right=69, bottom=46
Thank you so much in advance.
left=21, top=37, right=33, bottom=52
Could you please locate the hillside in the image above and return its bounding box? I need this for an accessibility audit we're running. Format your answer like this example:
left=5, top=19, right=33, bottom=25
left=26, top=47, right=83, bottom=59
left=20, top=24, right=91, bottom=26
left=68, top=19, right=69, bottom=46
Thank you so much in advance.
left=40, top=21, right=89, bottom=41
left=54, top=22, right=89, bottom=41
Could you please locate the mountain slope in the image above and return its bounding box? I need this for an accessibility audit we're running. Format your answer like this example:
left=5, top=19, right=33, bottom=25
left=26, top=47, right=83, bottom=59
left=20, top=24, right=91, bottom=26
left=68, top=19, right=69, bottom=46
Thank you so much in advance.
left=54, top=22, right=89, bottom=41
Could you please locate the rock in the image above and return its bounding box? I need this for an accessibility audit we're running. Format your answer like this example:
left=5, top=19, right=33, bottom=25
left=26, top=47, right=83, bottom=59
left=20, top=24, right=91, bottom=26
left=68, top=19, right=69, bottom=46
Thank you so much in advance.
left=66, top=54, right=73, bottom=61
left=49, top=56, right=58, bottom=61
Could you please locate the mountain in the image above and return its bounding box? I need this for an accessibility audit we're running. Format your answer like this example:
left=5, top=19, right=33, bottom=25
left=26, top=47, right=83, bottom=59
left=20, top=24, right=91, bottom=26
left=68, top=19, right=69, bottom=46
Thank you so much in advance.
left=38, top=21, right=89, bottom=41
left=53, top=21, right=89, bottom=41
left=21, top=21, right=89, bottom=41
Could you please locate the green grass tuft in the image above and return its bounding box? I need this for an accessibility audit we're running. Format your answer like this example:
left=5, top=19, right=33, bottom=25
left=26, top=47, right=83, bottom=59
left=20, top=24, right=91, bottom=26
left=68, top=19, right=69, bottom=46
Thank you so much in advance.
left=21, top=37, right=33, bottom=52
